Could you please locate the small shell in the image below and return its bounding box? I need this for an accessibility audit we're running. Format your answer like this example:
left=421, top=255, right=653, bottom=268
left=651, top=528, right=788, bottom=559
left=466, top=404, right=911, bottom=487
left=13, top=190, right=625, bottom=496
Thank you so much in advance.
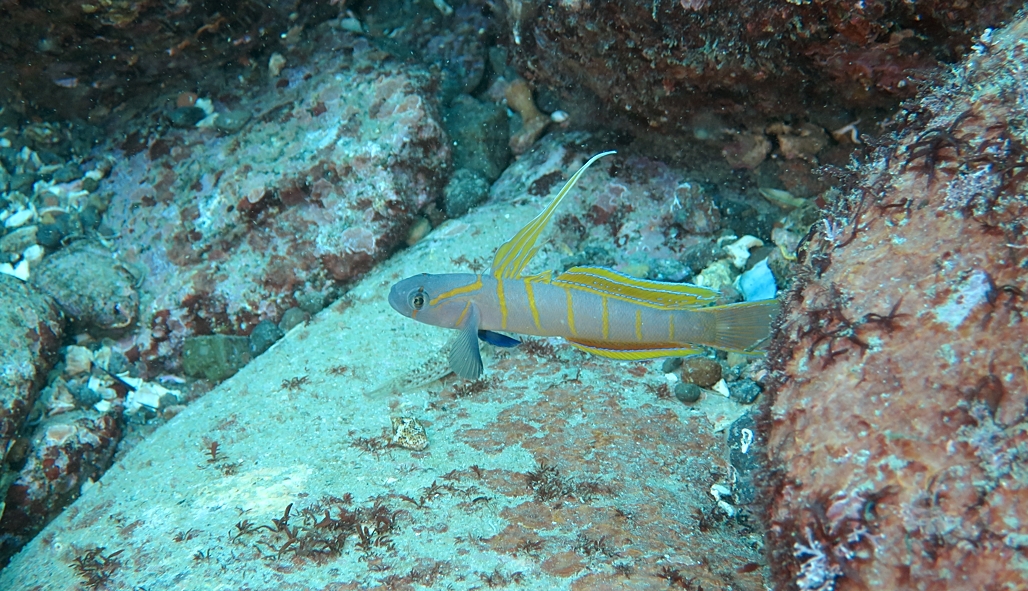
left=4, top=208, right=34, bottom=229
left=391, top=417, right=429, bottom=451
left=550, top=110, right=569, bottom=124
left=65, top=346, right=93, bottom=375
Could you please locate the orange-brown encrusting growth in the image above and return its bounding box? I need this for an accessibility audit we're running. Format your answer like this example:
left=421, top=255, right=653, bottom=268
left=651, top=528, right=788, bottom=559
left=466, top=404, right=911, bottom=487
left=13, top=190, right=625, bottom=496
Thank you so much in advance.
left=763, top=14, right=1028, bottom=591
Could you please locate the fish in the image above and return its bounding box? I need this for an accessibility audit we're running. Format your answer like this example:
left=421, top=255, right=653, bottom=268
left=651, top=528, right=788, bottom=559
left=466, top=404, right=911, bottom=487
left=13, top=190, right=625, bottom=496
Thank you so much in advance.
left=389, top=151, right=780, bottom=379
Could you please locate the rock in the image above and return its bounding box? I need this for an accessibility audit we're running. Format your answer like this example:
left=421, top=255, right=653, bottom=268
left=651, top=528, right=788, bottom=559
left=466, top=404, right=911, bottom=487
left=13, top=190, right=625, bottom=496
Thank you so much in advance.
left=728, top=379, right=761, bottom=404
left=168, top=106, right=207, bottom=128
left=182, top=335, right=252, bottom=381
left=674, top=382, right=702, bottom=404
left=0, top=225, right=38, bottom=255
left=443, top=94, right=510, bottom=183
left=278, top=307, right=309, bottom=332
left=0, top=413, right=121, bottom=567
left=30, top=240, right=138, bottom=334
left=0, top=274, right=64, bottom=533
left=765, top=15, right=1028, bottom=590
left=100, top=35, right=449, bottom=373
left=50, top=164, right=80, bottom=184
left=442, top=168, right=491, bottom=218
left=249, top=320, right=284, bottom=356
left=9, top=172, right=36, bottom=195
left=214, top=109, right=252, bottom=134
left=679, top=357, right=722, bottom=388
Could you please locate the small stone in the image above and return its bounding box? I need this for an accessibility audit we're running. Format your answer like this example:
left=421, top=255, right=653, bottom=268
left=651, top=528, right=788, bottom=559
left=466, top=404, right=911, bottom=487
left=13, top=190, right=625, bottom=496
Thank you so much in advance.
left=661, top=357, right=683, bottom=373
left=64, top=345, right=93, bottom=375
left=51, top=164, right=80, bottom=184
left=169, top=106, right=207, bottom=128
left=81, top=176, right=99, bottom=192
left=182, top=335, right=252, bottom=381
left=674, top=382, right=702, bottom=404
left=1, top=225, right=38, bottom=254
left=391, top=417, right=429, bottom=451
left=278, top=307, right=309, bottom=332
left=4, top=208, right=34, bottom=229
left=296, top=291, right=326, bottom=315
left=35, top=223, right=63, bottom=248
left=79, top=204, right=101, bottom=230
left=249, top=319, right=285, bottom=356
left=680, top=357, right=722, bottom=388
left=10, top=172, right=37, bottom=195
left=442, top=168, right=491, bottom=218
left=729, top=379, right=762, bottom=404
left=214, top=109, right=252, bottom=134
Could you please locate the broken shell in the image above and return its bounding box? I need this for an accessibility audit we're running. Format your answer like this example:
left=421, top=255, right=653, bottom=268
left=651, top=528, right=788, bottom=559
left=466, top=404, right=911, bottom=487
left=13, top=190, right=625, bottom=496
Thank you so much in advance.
left=268, top=52, right=287, bottom=78
left=391, top=416, right=429, bottom=451
left=4, top=208, right=34, bottom=229
left=65, top=345, right=93, bottom=375
left=724, top=235, right=764, bottom=269
left=0, top=260, right=30, bottom=281
left=23, top=244, right=44, bottom=265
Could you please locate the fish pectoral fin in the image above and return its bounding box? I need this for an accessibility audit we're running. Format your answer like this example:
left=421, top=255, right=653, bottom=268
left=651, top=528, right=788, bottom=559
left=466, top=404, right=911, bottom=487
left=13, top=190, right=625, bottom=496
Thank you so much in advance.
left=478, top=330, right=521, bottom=348
left=449, top=307, right=484, bottom=379
left=565, top=338, right=702, bottom=361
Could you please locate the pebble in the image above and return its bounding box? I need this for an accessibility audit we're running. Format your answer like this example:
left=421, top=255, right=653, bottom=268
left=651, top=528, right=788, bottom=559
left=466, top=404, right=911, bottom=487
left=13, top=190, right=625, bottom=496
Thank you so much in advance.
left=169, top=106, right=207, bottom=128
left=0, top=225, right=38, bottom=253
left=182, top=335, right=252, bottom=381
left=215, top=109, right=252, bottom=134
left=35, top=222, right=64, bottom=248
left=10, top=172, right=37, bottom=195
left=51, top=164, right=80, bottom=184
left=661, top=357, right=683, bottom=373
left=278, top=307, right=309, bottom=332
left=249, top=319, right=285, bottom=356
left=674, top=382, right=702, bottom=404
left=679, top=357, right=722, bottom=388
left=729, top=379, right=762, bottom=404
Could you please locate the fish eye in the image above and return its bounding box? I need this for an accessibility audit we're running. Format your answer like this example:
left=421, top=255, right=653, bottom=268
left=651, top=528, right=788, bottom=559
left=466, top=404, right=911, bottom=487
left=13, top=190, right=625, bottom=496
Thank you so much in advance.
left=410, top=289, right=426, bottom=310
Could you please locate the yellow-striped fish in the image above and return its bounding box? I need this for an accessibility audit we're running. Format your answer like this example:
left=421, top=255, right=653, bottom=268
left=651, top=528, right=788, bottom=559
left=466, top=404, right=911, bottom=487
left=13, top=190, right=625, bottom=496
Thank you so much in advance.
left=389, top=151, right=779, bottom=379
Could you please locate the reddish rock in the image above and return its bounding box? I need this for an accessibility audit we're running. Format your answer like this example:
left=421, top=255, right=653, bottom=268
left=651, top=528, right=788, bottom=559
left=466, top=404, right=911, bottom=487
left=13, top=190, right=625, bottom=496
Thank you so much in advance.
left=0, top=275, right=63, bottom=494
left=0, top=413, right=121, bottom=567
left=508, top=0, right=1019, bottom=132
left=764, top=14, right=1028, bottom=591
left=99, top=32, right=449, bottom=374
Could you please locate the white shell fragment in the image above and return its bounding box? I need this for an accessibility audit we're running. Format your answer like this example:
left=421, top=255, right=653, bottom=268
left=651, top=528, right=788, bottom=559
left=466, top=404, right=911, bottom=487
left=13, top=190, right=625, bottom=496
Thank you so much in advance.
left=22, top=244, right=44, bottom=265
left=391, top=416, right=429, bottom=451
left=0, top=260, right=30, bottom=281
left=724, top=235, right=764, bottom=269
left=65, top=346, right=93, bottom=375
left=4, top=208, right=34, bottom=229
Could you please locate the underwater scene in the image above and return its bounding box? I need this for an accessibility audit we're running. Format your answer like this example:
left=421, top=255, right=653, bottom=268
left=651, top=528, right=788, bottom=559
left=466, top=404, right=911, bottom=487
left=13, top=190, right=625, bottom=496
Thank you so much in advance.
left=0, top=0, right=1026, bottom=589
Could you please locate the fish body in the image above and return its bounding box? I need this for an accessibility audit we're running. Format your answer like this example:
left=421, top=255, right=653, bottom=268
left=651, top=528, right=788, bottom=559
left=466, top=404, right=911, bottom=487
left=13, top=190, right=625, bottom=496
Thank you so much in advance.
left=389, top=152, right=779, bottom=379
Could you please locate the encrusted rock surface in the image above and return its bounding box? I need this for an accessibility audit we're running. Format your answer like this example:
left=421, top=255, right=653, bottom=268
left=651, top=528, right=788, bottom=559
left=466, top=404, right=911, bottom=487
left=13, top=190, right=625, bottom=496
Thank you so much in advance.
left=0, top=414, right=121, bottom=567
left=0, top=275, right=63, bottom=491
left=507, top=0, right=1020, bottom=132
left=764, top=13, right=1028, bottom=591
left=98, top=31, right=449, bottom=374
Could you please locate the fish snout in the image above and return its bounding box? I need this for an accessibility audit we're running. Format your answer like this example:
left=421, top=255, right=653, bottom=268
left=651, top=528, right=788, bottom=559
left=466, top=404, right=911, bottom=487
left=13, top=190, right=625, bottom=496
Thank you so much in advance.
left=388, top=282, right=410, bottom=316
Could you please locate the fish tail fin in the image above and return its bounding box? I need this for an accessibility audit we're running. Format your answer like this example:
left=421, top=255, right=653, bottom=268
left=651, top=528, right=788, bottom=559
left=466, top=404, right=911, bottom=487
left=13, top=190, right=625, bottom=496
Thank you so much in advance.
left=699, top=299, right=780, bottom=353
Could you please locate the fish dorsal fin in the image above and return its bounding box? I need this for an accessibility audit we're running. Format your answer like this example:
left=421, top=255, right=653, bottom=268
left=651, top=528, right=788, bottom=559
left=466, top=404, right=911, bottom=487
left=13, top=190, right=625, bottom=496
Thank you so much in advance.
left=553, top=266, right=721, bottom=310
left=491, top=151, right=616, bottom=279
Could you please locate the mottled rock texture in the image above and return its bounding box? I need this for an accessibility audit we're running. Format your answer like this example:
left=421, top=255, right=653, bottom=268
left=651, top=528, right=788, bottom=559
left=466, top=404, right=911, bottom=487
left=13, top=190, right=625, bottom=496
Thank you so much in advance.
left=0, top=275, right=63, bottom=489
left=99, top=32, right=449, bottom=374
left=507, top=0, right=1020, bottom=131
left=764, top=13, right=1028, bottom=591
